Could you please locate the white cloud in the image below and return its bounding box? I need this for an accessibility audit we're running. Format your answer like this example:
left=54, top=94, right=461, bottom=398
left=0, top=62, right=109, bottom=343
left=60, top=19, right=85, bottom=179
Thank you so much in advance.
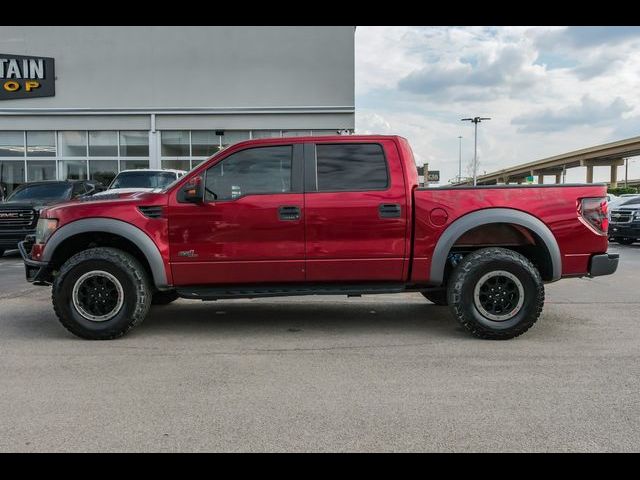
left=512, top=96, right=632, bottom=133
left=355, top=26, right=640, bottom=185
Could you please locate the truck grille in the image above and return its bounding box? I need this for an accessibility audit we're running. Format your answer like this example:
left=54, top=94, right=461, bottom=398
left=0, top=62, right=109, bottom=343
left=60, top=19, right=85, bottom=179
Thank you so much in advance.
left=0, top=209, right=37, bottom=229
left=610, top=210, right=634, bottom=224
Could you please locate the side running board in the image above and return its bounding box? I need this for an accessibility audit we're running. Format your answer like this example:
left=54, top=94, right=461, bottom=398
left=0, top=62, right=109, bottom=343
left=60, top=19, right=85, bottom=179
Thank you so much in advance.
left=176, top=283, right=408, bottom=300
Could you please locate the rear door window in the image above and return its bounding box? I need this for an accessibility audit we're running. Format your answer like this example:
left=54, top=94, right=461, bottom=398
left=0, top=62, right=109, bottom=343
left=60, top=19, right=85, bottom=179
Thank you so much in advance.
left=315, top=143, right=388, bottom=192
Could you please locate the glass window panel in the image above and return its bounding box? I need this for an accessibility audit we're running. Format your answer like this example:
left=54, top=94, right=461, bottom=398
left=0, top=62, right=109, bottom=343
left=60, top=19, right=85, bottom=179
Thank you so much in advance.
left=220, top=131, right=250, bottom=148
left=316, top=144, right=388, bottom=192
left=119, top=131, right=149, bottom=157
left=111, top=171, right=178, bottom=189
left=251, top=130, right=282, bottom=139
left=59, top=160, right=87, bottom=180
left=120, top=159, right=149, bottom=170
left=161, top=160, right=190, bottom=171
left=27, top=160, right=56, bottom=182
left=89, top=131, right=118, bottom=157
left=72, top=183, right=88, bottom=197
left=205, top=145, right=292, bottom=201
left=282, top=130, right=311, bottom=137
left=89, top=160, right=118, bottom=186
left=161, top=131, right=190, bottom=156
left=0, top=131, right=25, bottom=157
left=0, top=160, right=26, bottom=198
left=192, top=130, right=221, bottom=157
left=26, top=131, right=55, bottom=157
left=58, top=131, right=87, bottom=157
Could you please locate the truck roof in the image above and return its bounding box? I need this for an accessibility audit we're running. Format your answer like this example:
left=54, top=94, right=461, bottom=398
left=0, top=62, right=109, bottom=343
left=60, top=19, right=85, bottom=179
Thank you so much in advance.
left=117, top=169, right=187, bottom=174
left=249, top=134, right=406, bottom=143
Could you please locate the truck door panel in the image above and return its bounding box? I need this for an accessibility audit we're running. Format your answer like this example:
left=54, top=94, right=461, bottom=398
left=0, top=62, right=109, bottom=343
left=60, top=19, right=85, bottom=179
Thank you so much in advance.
left=303, top=140, right=408, bottom=282
left=168, top=144, right=305, bottom=285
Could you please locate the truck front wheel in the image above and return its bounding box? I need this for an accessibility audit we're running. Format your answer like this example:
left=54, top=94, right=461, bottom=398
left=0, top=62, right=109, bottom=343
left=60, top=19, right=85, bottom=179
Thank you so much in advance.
left=52, top=247, right=152, bottom=340
left=616, top=237, right=635, bottom=245
left=447, top=247, right=544, bottom=340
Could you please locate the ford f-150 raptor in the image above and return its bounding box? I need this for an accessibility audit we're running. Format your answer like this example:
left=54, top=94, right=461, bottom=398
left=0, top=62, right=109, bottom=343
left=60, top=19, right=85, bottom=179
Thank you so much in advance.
left=19, top=135, right=618, bottom=340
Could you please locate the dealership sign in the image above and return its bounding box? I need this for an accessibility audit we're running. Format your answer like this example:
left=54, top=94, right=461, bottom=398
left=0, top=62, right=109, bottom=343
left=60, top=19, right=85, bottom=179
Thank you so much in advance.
left=427, top=171, right=440, bottom=182
left=0, top=53, right=55, bottom=100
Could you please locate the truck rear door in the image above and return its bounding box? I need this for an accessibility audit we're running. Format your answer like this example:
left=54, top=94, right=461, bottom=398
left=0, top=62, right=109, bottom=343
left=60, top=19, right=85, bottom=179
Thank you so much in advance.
left=303, top=139, right=408, bottom=282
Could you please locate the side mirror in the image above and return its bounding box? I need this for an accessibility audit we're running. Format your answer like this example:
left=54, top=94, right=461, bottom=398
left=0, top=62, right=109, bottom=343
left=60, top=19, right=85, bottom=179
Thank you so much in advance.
left=179, top=175, right=204, bottom=203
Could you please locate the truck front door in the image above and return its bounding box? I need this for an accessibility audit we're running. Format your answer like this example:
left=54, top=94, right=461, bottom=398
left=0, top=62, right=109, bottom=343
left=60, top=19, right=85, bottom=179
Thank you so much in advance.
left=303, top=139, right=408, bottom=282
left=168, top=143, right=305, bottom=285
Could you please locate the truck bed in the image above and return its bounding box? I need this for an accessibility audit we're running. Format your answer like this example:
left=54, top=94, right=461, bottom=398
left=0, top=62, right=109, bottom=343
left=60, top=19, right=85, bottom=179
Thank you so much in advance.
left=411, top=183, right=610, bottom=283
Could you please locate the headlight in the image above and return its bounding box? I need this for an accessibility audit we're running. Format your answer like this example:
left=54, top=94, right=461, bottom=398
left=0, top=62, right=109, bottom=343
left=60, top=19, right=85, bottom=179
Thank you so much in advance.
left=634, top=211, right=640, bottom=220
left=35, top=218, right=58, bottom=244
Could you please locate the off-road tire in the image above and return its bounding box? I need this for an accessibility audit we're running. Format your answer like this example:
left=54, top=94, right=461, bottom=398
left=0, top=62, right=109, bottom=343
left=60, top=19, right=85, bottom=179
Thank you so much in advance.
left=52, top=247, right=152, bottom=340
left=421, top=290, right=448, bottom=306
left=447, top=247, right=544, bottom=340
left=152, top=290, right=179, bottom=305
left=616, top=237, right=635, bottom=245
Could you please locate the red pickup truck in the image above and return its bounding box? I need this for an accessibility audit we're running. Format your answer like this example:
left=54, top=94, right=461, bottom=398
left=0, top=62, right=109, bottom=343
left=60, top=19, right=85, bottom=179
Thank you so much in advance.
left=19, top=135, right=618, bottom=340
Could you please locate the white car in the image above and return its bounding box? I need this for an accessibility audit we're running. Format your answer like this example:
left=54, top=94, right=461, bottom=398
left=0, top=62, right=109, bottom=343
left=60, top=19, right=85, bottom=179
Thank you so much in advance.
left=94, top=169, right=187, bottom=196
left=609, top=193, right=640, bottom=211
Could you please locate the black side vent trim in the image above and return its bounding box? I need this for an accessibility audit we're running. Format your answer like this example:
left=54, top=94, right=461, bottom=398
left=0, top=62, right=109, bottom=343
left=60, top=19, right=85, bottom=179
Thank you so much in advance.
left=138, top=206, right=164, bottom=219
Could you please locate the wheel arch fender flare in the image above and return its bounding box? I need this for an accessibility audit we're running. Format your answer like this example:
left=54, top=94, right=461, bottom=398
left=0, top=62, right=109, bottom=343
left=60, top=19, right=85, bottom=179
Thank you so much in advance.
left=429, top=208, right=562, bottom=285
left=41, top=218, right=168, bottom=289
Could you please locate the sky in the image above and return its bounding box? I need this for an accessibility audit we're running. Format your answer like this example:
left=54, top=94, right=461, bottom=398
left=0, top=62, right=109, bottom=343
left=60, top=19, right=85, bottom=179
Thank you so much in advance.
left=354, top=26, right=640, bottom=185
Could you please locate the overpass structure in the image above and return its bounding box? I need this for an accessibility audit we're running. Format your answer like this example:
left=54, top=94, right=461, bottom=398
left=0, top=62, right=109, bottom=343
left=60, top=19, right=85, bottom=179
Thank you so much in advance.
left=456, top=135, right=640, bottom=187
left=607, top=178, right=640, bottom=189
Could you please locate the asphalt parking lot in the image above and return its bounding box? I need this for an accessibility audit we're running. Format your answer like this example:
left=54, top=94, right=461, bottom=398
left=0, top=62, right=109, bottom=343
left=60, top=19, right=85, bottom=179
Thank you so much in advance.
left=0, top=245, right=639, bottom=452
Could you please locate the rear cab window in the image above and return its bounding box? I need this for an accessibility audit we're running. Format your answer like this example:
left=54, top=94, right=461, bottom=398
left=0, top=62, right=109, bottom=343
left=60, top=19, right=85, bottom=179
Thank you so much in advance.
left=315, top=143, right=389, bottom=192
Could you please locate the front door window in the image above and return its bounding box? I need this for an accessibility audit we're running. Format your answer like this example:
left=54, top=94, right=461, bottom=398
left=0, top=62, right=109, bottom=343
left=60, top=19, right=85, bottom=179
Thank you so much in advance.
left=204, top=145, right=292, bottom=201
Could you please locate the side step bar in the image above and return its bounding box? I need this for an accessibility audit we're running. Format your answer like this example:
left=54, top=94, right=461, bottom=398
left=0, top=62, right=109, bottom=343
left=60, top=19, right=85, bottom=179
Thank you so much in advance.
left=176, top=283, right=411, bottom=301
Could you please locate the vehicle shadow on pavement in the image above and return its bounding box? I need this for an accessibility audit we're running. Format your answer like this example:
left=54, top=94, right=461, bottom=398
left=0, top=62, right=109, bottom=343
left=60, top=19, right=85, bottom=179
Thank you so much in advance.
left=136, top=299, right=467, bottom=340
left=1, top=295, right=472, bottom=341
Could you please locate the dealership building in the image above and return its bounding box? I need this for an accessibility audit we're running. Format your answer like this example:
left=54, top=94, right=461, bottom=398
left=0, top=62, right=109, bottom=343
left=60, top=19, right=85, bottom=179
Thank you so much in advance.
left=0, top=26, right=355, bottom=194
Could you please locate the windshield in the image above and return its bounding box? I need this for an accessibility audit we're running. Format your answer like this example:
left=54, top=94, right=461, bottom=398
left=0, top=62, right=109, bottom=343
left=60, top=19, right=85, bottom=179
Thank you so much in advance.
left=7, top=183, right=72, bottom=202
left=110, top=171, right=176, bottom=189
left=620, top=196, right=640, bottom=206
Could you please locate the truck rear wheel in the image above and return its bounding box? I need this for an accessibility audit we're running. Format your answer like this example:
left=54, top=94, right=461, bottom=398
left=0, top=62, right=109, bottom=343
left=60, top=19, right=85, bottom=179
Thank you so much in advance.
left=447, top=247, right=544, bottom=340
left=52, top=247, right=152, bottom=340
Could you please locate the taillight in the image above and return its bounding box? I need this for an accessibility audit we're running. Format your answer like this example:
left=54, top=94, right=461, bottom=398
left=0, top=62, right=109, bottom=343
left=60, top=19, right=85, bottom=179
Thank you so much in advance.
left=578, top=197, right=608, bottom=234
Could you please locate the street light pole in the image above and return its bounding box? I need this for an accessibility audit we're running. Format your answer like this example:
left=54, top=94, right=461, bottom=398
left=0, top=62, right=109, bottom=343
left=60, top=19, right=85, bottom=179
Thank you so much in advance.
left=461, top=116, right=491, bottom=186
left=457, top=135, right=462, bottom=183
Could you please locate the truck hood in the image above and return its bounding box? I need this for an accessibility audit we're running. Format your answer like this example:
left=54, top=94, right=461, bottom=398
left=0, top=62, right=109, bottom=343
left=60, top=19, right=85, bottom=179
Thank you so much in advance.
left=41, top=190, right=167, bottom=218
left=93, top=187, right=158, bottom=196
left=0, top=200, right=51, bottom=212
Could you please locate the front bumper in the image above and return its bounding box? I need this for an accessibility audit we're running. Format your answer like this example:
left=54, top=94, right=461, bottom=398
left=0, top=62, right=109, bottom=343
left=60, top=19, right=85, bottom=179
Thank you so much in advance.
left=588, top=253, right=619, bottom=277
left=609, top=223, right=640, bottom=239
left=18, top=236, right=51, bottom=285
left=0, top=229, right=36, bottom=250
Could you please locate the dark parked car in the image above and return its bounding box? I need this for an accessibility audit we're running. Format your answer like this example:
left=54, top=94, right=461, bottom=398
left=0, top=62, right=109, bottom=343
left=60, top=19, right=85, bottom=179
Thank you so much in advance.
left=609, top=196, right=640, bottom=245
left=0, top=180, right=104, bottom=257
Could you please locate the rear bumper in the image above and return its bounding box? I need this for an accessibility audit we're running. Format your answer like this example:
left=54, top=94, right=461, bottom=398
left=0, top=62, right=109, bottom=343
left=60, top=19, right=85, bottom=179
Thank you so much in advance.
left=18, top=237, right=51, bottom=284
left=588, top=252, right=619, bottom=277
